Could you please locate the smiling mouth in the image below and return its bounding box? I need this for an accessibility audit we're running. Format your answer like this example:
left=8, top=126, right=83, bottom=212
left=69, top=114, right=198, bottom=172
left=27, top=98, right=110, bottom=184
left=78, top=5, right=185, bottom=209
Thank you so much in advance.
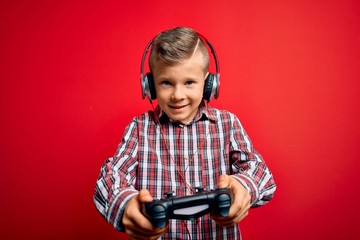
left=169, top=104, right=188, bottom=109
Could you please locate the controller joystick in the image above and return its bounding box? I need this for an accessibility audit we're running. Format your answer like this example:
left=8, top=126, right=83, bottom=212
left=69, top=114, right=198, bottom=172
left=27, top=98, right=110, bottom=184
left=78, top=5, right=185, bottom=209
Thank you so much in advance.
left=164, top=191, right=174, bottom=199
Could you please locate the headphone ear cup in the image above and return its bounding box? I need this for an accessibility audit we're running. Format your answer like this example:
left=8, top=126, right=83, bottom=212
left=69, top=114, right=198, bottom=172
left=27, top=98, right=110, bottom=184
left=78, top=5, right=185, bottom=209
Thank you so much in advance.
left=203, top=73, right=219, bottom=101
left=146, top=73, right=157, bottom=100
left=142, top=73, right=156, bottom=100
left=203, top=74, right=214, bottom=101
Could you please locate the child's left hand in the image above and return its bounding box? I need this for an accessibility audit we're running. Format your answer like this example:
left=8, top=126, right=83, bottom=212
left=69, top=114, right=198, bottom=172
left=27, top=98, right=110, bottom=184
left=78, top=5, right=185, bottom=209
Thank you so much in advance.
left=211, top=174, right=251, bottom=227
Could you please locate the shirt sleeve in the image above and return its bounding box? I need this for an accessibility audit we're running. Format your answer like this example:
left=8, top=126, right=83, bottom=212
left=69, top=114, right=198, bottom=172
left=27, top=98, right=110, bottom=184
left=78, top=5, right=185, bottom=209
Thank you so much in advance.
left=229, top=114, right=276, bottom=207
left=93, top=119, right=140, bottom=232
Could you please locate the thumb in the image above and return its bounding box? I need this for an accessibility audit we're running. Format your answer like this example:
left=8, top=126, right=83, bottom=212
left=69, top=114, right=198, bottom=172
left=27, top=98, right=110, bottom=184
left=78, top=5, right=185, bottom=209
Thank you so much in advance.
left=218, top=174, right=231, bottom=189
left=137, top=189, right=153, bottom=203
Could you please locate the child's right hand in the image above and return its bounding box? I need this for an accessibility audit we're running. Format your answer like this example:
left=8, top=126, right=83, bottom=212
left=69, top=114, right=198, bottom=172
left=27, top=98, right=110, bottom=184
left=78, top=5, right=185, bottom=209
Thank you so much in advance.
left=122, top=189, right=166, bottom=240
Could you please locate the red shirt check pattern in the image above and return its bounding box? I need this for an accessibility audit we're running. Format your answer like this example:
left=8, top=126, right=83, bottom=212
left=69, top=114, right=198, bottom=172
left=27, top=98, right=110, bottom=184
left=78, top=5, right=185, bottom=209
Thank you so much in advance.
left=94, top=102, right=276, bottom=239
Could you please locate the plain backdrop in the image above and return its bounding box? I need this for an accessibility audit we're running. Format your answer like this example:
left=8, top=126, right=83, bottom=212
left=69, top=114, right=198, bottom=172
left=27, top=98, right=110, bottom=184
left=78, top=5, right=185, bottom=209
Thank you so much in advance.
left=1, top=0, right=360, bottom=239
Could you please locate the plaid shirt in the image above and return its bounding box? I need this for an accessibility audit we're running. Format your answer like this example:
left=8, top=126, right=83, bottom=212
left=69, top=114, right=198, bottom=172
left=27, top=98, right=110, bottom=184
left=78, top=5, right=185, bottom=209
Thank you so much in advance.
left=94, top=102, right=276, bottom=239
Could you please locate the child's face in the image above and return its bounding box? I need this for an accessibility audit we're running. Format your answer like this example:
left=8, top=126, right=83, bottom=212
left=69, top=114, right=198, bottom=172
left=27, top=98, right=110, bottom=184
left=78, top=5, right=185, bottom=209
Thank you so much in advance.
left=152, top=50, right=207, bottom=124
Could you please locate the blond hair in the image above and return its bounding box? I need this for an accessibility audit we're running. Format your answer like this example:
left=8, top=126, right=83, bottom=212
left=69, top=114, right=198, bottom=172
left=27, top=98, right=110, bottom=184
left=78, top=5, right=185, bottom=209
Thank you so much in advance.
left=149, top=27, right=209, bottom=72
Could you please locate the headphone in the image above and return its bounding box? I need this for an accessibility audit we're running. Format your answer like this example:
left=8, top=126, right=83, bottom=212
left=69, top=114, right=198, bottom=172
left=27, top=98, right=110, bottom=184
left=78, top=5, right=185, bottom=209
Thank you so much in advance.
left=140, top=33, right=220, bottom=101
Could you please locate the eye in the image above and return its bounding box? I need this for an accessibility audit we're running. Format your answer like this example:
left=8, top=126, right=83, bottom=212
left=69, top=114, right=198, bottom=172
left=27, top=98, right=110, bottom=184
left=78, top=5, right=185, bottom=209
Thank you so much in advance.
left=185, top=80, right=195, bottom=86
left=160, top=81, right=172, bottom=86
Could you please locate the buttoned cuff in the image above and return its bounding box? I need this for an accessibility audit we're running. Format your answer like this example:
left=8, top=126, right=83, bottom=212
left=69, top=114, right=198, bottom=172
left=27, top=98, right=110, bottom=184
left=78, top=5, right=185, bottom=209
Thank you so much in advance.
left=110, top=188, right=139, bottom=232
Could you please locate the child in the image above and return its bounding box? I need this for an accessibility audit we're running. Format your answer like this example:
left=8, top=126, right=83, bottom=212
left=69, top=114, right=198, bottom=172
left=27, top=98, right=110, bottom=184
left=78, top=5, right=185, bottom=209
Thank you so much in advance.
left=94, top=27, right=276, bottom=239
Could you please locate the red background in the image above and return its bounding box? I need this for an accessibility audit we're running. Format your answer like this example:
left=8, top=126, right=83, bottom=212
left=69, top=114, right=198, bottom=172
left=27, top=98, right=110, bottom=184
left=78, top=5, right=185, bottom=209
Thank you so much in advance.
left=1, top=0, right=360, bottom=239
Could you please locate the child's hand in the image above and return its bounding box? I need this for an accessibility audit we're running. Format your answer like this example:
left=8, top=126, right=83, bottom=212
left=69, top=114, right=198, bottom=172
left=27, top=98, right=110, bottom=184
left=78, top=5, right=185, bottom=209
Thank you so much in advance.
left=211, top=174, right=251, bottom=227
left=122, top=189, right=166, bottom=240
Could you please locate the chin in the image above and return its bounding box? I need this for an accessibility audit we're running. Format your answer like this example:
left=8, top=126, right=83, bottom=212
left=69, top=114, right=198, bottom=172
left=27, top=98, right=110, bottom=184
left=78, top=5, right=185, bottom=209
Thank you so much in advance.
left=169, top=115, right=188, bottom=123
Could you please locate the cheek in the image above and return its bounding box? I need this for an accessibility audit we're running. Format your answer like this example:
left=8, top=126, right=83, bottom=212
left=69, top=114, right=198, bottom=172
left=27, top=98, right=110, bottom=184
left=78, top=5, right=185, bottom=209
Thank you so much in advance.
left=192, top=87, right=204, bottom=101
left=156, top=88, right=168, bottom=100
left=156, top=91, right=169, bottom=108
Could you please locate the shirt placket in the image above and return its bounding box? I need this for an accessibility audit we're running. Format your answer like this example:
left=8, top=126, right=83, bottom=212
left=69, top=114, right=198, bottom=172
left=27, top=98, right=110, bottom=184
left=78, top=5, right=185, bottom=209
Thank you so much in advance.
left=183, top=125, right=191, bottom=196
left=184, top=125, right=196, bottom=239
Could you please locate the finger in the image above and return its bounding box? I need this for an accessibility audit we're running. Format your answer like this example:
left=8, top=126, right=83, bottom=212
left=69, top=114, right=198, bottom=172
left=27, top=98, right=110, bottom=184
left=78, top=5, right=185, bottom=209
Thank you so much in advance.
left=125, top=207, right=165, bottom=234
left=123, top=191, right=160, bottom=233
left=228, top=195, right=250, bottom=221
left=212, top=208, right=248, bottom=227
left=228, top=179, right=251, bottom=217
left=212, top=176, right=251, bottom=225
left=213, top=207, right=249, bottom=227
left=230, top=196, right=250, bottom=217
left=125, top=212, right=163, bottom=233
left=218, top=175, right=248, bottom=217
left=131, top=191, right=168, bottom=232
left=126, top=227, right=166, bottom=240
left=218, top=174, right=230, bottom=189
left=138, top=189, right=154, bottom=203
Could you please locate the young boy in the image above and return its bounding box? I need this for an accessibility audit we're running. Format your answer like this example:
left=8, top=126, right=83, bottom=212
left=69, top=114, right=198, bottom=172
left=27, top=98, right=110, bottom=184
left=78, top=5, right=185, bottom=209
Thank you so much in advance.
left=94, top=27, right=276, bottom=239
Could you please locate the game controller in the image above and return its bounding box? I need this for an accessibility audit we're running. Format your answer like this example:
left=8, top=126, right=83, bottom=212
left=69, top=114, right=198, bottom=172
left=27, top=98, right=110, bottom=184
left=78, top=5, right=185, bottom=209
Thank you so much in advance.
left=143, top=187, right=233, bottom=228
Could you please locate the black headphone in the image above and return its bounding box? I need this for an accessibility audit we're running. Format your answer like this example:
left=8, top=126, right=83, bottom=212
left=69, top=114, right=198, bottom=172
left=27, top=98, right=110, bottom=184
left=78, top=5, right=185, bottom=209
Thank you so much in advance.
left=140, top=33, right=220, bottom=101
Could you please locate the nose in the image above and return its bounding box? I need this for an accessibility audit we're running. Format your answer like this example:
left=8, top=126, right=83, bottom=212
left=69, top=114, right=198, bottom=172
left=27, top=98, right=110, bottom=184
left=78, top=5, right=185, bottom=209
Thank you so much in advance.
left=171, top=85, right=184, bottom=101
